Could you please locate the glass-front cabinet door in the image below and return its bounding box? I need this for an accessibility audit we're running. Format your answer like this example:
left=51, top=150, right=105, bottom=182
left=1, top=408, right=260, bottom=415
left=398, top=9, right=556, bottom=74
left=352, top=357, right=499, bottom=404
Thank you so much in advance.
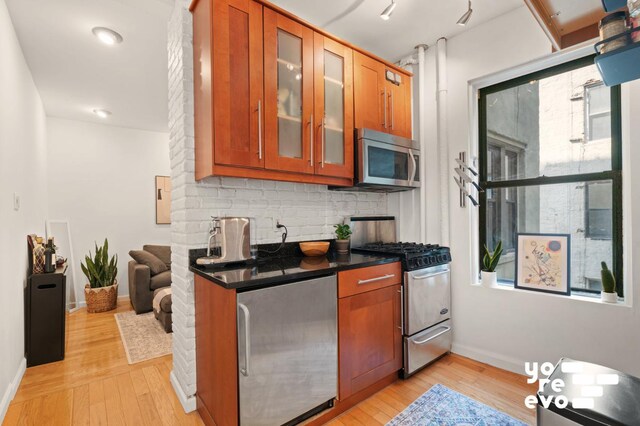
left=314, top=34, right=354, bottom=179
left=264, top=9, right=314, bottom=174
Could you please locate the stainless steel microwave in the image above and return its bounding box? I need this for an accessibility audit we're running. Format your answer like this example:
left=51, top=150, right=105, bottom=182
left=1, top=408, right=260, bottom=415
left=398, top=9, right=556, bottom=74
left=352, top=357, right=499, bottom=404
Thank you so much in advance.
left=352, top=128, right=420, bottom=192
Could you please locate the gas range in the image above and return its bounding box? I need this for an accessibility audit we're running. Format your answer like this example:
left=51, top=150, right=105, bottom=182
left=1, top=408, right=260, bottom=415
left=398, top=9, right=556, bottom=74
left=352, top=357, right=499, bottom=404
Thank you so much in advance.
left=352, top=242, right=451, bottom=271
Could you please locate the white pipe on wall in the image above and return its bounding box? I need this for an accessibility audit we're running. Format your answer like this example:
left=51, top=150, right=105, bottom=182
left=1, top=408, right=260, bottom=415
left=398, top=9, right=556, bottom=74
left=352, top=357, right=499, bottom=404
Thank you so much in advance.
left=436, top=37, right=450, bottom=246
left=417, top=44, right=428, bottom=243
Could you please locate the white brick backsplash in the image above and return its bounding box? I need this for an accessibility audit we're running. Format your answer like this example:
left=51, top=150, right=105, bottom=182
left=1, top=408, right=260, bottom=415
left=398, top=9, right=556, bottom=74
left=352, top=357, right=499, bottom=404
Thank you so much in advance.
left=167, top=0, right=388, bottom=411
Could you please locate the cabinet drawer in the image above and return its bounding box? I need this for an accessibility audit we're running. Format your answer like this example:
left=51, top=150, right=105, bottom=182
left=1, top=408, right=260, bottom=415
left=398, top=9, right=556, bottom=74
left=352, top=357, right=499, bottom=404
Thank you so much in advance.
left=338, top=262, right=401, bottom=298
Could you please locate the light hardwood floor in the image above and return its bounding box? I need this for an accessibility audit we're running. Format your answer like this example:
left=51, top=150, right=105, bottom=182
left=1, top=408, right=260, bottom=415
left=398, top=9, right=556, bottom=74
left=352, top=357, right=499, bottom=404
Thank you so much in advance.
left=3, top=301, right=203, bottom=426
left=3, top=301, right=536, bottom=425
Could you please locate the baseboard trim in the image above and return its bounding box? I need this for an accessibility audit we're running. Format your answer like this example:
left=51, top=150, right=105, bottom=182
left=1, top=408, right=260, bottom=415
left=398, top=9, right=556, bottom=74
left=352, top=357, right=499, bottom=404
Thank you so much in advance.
left=0, top=357, right=26, bottom=424
left=452, top=342, right=525, bottom=375
left=170, top=370, right=197, bottom=413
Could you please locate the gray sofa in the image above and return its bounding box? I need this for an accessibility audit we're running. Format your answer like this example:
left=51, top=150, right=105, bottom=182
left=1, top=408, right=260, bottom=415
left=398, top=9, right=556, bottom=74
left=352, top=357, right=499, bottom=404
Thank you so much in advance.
left=128, top=245, right=171, bottom=314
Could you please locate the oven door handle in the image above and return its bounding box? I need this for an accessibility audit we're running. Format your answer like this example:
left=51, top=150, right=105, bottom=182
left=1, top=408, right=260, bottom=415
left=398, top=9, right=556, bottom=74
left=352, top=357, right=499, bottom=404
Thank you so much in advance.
left=412, top=326, right=451, bottom=345
left=412, top=270, right=449, bottom=280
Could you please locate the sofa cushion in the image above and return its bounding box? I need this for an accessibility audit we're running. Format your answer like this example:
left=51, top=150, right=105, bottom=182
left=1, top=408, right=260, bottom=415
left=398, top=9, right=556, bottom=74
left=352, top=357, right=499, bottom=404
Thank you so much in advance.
left=143, top=245, right=171, bottom=268
left=149, top=270, right=172, bottom=290
left=129, top=250, right=168, bottom=276
left=153, top=287, right=172, bottom=313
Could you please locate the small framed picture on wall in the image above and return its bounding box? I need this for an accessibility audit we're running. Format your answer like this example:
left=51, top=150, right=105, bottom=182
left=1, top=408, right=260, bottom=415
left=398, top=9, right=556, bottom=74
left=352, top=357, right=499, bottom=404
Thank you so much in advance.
left=156, top=176, right=171, bottom=225
left=515, top=233, right=571, bottom=296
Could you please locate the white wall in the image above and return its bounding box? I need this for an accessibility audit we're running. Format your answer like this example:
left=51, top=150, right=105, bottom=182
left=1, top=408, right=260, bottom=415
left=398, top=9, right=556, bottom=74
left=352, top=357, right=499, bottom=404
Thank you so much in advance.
left=443, top=6, right=640, bottom=377
left=0, top=0, right=48, bottom=420
left=47, top=118, right=171, bottom=301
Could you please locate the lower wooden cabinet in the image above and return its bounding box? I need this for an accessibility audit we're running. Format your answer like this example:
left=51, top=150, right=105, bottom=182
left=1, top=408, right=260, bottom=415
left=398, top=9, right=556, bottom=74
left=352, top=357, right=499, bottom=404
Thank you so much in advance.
left=338, top=283, right=403, bottom=400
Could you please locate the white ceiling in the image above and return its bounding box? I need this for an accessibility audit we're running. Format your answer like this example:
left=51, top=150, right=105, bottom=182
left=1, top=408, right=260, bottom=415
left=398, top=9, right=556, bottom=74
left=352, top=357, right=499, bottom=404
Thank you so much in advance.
left=269, top=0, right=524, bottom=60
left=5, top=0, right=173, bottom=132
left=5, top=0, right=524, bottom=133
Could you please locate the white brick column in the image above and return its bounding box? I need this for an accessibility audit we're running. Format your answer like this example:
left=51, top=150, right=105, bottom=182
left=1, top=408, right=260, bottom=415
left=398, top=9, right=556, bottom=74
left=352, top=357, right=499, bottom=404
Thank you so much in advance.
left=167, top=0, right=389, bottom=414
left=168, top=0, right=198, bottom=413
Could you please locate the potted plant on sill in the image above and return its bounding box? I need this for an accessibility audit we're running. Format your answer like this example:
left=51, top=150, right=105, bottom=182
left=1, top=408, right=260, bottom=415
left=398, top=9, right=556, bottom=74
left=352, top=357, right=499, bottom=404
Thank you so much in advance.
left=334, top=224, right=352, bottom=254
left=601, top=261, right=618, bottom=303
left=481, top=240, right=503, bottom=287
left=81, top=238, right=118, bottom=313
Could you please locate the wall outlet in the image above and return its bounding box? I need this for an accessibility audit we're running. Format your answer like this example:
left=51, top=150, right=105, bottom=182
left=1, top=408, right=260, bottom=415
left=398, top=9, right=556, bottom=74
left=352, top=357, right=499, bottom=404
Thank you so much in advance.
left=13, top=192, right=20, bottom=211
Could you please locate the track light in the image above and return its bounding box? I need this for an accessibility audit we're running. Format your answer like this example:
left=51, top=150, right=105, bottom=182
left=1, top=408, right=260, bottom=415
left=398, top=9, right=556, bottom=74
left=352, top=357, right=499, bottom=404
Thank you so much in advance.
left=457, top=0, right=473, bottom=26
left=380, top=0, right=397, bottom=21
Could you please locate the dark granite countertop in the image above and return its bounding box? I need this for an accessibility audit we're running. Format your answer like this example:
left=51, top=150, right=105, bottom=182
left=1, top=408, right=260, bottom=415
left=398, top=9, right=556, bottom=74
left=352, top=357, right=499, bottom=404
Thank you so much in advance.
left=190, top=250, right=400, bottom=292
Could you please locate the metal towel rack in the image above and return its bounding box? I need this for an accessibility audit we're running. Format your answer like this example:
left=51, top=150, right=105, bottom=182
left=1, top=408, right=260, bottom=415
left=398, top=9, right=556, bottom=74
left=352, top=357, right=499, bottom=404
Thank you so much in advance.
left=453, top=151, right=482, bottom=208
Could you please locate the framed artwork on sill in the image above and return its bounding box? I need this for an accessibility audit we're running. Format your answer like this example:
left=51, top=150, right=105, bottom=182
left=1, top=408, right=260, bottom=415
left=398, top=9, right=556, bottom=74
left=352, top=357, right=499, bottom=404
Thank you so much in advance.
left=155, top=176, right=171, bottom=225
left=515, top=233, right=571, bottom=296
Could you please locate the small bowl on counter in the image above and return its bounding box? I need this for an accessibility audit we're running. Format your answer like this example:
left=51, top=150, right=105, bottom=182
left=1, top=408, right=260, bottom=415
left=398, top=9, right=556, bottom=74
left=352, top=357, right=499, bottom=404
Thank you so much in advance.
left=299, top=241, right=330, bottom=257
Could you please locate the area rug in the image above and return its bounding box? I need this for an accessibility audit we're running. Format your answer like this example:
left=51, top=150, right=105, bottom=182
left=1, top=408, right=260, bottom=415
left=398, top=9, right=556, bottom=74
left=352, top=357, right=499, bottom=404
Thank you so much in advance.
left=114, top=311, right=172, bottom=364
left=387, top=384, right=528, bottom=426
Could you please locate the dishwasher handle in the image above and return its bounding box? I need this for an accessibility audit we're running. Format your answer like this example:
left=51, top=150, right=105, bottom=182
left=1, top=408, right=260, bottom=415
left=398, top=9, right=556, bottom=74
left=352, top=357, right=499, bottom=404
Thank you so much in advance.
left=238, top=303, right=251, bottom=377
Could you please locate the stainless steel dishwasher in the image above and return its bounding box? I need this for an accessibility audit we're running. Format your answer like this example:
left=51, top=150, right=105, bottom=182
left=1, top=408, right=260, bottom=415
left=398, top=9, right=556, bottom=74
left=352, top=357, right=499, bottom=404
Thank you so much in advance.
left=236, top=274, right=338, bottom=426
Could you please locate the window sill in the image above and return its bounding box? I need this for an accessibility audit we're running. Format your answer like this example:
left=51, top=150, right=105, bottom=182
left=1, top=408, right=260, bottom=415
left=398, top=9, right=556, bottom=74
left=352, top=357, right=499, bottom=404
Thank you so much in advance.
left=471, top=280, right=630, bottom=308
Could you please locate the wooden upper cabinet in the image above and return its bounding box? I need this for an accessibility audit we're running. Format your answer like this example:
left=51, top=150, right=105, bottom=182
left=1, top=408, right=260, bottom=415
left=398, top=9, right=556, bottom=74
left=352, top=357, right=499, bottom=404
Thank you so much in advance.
left=212, top=0, right=264, bottom=169
left=313, top=34, right=354, bottom=179
left=387, top=72, right=412, bottom=139
left=264, top=9, right=315, bottom=175
left=192, top=0, right=410, bottom=185
left=338, top=284, right=402, bottom=400
left=353, top=51, right=386, bottom=133
left=354, top=51, right=413, bottom=138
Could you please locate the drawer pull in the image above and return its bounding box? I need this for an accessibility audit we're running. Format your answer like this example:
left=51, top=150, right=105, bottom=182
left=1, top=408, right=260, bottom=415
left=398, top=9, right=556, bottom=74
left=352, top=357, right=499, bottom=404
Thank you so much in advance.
left=412, top=326, right=451, bottom=345
left=357, top=274, right=395, bottom=285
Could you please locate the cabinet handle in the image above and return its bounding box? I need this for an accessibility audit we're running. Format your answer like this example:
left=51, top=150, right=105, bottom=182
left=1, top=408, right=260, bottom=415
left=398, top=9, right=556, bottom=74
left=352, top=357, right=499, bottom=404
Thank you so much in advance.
left=390, top=91, right=394, bottom=130
left=238, top=303, right=251, bottom=377
left=309, top=114, right=314, bottom=166
left=257, top=100, right=262, bottom=160
left=358, top=273, right=395, bottom=285
left=382, top=88, right=388, bottom=129
left=320, top=117, right=325, bottom=168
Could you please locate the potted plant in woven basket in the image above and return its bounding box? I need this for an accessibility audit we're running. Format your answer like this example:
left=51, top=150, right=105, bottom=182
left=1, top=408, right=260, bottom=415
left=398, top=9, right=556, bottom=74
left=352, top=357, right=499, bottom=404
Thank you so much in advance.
left=81, top=238, right=118, bottom=313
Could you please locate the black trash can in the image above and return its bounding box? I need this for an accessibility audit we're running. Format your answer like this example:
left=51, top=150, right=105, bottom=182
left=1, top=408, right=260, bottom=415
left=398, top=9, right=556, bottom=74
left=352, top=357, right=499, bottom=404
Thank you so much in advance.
left=25, top=267, right=67, bottom=367
left=537, top=358, right=640, bottom=425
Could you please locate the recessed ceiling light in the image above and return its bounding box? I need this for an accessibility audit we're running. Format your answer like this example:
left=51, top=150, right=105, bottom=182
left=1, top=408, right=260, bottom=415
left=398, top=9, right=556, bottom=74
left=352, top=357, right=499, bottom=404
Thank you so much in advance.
left=92, top=27, right=123, bottom=45
left=93, top=109, right=112, bottom=119
left=380, top=0, right=397, bottom=20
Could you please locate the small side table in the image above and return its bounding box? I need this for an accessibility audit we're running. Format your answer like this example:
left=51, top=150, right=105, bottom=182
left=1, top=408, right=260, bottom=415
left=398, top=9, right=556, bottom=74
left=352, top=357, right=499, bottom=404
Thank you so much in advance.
left=25, top=264, right=67, bottom=367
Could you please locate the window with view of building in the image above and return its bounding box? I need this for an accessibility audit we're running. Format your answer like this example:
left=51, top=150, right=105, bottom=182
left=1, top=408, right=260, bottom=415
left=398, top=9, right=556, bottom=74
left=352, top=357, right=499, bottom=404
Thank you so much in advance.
left=479, top=56, right=622, bottom=296
left=585, top=83, right=612, bottom=142
left=586, top=182, right=613, bottom=240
